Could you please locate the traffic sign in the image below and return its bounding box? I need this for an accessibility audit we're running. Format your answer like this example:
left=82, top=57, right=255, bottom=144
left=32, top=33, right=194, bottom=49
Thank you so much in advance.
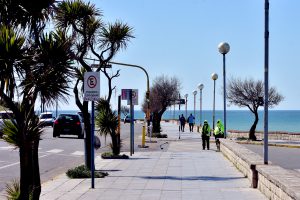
left=121, top=89, right=138, bottom=105
left=84, top=72, right=100, bottom=101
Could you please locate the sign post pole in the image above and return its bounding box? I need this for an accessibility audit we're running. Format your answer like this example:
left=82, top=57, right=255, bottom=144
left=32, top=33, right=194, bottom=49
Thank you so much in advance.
left=91, top=101, right=95, bottom=188
left=83, top=72, right=100, bottom=189
left=129, top=89, right=134, bottom=155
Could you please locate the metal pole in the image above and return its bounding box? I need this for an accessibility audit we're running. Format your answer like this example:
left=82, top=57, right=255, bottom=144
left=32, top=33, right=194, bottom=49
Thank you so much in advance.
left=223, top=54, right=227, bottom=138
left=129, top=90, right=134, bottom=156
left=91, top=101, right=95, bottom=188
left=264, top=0, right=269, bottom=165
left=185, top=97, right=187, bottom=119
left=200, top=89, right=203, bottom=126
left=213, top=80, right=216, bottom=129
left=194, top=94, right=196, bottom=117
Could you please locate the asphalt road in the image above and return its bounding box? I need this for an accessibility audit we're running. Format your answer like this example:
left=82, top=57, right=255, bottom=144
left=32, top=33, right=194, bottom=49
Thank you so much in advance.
left=242, top=144, right=300, bottom=172
left=0, top=122, right=142, bottom=193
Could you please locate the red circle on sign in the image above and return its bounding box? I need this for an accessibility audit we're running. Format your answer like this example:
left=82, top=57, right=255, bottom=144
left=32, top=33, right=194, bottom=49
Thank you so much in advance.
left=87, top=75, right=97, bottom=88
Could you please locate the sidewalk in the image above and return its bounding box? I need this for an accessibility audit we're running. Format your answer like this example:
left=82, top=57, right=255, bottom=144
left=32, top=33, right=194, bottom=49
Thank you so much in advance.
left=40, top=122, right=266, bottom=200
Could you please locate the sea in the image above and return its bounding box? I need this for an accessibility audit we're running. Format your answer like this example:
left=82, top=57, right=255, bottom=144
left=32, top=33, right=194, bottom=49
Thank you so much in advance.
left=40, top=110, right=300, bottom=133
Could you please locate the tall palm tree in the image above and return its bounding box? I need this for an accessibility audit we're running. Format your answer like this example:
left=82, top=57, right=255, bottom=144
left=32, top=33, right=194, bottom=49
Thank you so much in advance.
left=0, top=0, right=74, bottom=197
left=55, top=0, right=134, bottom=168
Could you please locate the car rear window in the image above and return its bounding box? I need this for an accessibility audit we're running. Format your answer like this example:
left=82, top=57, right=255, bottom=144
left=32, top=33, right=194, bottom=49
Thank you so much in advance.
left=58, top=114, right=79, bottom=122
left=40, top=114, right=52, bottom=119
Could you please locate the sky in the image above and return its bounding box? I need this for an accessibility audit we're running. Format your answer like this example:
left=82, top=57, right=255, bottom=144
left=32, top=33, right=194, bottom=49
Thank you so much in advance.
left=56, top=0, right=300, bottom=111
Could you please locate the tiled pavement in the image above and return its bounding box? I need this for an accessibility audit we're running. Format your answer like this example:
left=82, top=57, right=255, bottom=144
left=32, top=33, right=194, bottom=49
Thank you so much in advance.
left=39, top=122, right=267, bottom=200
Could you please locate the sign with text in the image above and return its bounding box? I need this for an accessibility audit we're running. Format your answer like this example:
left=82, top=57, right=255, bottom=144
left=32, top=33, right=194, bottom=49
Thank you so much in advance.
left=84, top=72, right=100, bottom=101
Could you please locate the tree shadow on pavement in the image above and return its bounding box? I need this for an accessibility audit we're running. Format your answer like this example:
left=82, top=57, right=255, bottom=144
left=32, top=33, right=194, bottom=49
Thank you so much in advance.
left=139, top=175, right=244, bottom=181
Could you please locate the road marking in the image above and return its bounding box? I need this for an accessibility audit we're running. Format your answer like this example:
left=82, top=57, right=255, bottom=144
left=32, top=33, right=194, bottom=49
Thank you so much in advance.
left=71, top=151, right=84, bottom=156
left=46, top=149, right=64, bottom=153
left=0, top=154, right=49, bottom=170
left=0, top=146, right=15, bottom=150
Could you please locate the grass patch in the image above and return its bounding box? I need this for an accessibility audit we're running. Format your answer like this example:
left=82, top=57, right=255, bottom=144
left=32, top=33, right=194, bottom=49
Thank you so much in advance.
left=236, top=136, right=248, bottom=141
left=66, top=165, right=108, bottom=178
left=101, top=152, right=129, bottom=159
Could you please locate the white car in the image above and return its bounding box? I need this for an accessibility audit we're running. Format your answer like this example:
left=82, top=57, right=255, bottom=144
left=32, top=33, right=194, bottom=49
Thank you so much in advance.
left=0, top=111, right=14, bottom=137
left=39, top=112, right=54, bottom=127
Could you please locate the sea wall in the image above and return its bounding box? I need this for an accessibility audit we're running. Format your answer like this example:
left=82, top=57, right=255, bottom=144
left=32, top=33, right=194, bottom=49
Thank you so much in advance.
left=220, top=139, right=300, bottom=200
left=227, top=131, right=300, bottom=141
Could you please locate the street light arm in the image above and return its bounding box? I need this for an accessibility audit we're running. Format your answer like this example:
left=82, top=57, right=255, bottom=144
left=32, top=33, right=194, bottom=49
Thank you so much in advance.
left=108, top=61, right=151, bottom=123
left=108, top=61, right=150, bottom=93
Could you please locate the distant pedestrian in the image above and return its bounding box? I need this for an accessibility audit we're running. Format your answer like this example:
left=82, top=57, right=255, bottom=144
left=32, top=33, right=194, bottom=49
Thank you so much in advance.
left=179, top=114, right=186, bottom=132
left=187, top=113, right=195, bottom=132
left=201, top=120, right=211, bottom=150
left=214, top=119, right=224, bottom=151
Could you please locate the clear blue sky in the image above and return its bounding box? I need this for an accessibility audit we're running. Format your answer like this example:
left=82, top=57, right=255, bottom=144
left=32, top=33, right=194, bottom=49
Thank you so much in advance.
left=58, top=0, right=300, bottom=111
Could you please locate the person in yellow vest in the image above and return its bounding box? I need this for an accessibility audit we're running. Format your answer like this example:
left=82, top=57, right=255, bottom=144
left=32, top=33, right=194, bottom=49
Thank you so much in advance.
left=201, top=120, right=211, bottom=150
left=214, top=119, right=224, bottom=151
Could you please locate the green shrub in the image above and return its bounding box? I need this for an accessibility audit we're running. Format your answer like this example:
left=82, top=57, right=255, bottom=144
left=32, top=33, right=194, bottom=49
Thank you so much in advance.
left=5, top=179, right=21, bottom=200
left=101, top=152, right=129, bottom=159
left=66, top=165, right=108, bottom=178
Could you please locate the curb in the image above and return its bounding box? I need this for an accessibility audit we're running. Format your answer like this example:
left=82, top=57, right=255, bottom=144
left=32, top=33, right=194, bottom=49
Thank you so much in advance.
left=236, top=141, right=300, bottom=148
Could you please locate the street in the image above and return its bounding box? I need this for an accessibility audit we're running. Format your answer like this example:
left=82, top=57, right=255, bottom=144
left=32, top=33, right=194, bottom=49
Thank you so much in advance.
left=0, top=122, right=143, bottom=193
left=242, top=144, right=300, bottom=172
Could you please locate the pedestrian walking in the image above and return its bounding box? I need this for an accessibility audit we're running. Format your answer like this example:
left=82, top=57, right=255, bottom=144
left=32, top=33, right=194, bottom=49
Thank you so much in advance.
left=187, top=113, right=195, bottom=132
left=179, top=114, right=186, bottom=132
left=201, top=120, right=211, bottom=150
left=214, top=119, right=224, bottom=151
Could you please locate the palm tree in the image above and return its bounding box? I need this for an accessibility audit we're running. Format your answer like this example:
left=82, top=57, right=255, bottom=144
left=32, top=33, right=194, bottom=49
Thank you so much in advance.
left=55, top=0, right=134, bottom=168
left=0, top=2, right=74, bottom=197
left=95, top=99, right=120, bottom=155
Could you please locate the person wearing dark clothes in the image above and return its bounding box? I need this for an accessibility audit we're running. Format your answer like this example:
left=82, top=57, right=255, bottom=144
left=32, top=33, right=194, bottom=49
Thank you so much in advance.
left=179, top=114, right=186, bottom=132
left=201, top=120, right=211, bottom=150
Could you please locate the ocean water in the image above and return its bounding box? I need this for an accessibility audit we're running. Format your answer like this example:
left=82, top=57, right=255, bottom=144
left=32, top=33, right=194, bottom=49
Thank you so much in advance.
left=42, top=110, right=300, bottom=133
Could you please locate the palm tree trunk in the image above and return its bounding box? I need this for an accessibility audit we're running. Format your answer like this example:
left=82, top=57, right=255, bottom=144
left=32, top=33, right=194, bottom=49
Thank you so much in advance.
left=19, top=141, right=33, bottom=200
left=82, top=102, right=92, bottom=169
left=32, top=139, right=41, bottom=200
left=111, top=131, right=119, bottom=155
left=249, top=111, right=258, bottom=141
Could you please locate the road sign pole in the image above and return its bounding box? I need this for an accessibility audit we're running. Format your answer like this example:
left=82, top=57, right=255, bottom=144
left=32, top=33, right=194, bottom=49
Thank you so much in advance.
left=129, top=90, right=134, bottom=155
left=91, top=101, right=95, bottom=188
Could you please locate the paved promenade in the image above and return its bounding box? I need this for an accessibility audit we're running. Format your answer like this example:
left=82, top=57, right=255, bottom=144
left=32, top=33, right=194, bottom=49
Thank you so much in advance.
left=39, top=122, right=266, bottom=200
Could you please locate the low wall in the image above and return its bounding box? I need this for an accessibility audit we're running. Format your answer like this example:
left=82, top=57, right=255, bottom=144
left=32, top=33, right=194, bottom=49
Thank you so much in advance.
left=220, top=139, right=264, bottom=188
left=227, top=131, right=300, bottom=141
left=220, top=139, right=300, bottom=200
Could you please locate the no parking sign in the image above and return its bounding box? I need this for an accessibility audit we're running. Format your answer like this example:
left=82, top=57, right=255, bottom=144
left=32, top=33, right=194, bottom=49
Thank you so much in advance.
left=84, top=72, right=100, bottom=101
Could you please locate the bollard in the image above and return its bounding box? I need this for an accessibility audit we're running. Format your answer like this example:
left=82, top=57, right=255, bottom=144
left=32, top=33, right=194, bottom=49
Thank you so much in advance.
left=142, top=125, right=146, bottom=147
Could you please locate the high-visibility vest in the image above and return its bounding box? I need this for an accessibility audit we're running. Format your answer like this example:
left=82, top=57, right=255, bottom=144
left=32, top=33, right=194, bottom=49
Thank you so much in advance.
left=202, top=124, right=211, bottom=136
left=214, top=124, right=224, bottom=135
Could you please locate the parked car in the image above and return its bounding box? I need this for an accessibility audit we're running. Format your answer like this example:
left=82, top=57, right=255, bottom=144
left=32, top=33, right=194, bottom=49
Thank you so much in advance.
left=39, top=112, right=55, bottom=127
left=53, top=114, right=85, bottom=139
left=0, top=111, right=14, bottom=138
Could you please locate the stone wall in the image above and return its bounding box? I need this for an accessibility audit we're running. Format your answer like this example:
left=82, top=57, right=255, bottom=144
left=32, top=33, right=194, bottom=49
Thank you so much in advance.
left=220, top=139, right=300, bottom=200
left=227, top=131, right=300, bottom=141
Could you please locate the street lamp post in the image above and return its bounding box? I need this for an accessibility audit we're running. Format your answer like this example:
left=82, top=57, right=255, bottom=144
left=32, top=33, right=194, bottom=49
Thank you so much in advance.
left=197, top=83, right=204, bottom=126
left=264, top=0, right=269, bottom=164
left=192, top=90, right=197, bottom=118
left=218, top=42, right=230, bottom=138
left=184, top=94, right=188, bottom=119
left=211, top=73, right=218, bottom=130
